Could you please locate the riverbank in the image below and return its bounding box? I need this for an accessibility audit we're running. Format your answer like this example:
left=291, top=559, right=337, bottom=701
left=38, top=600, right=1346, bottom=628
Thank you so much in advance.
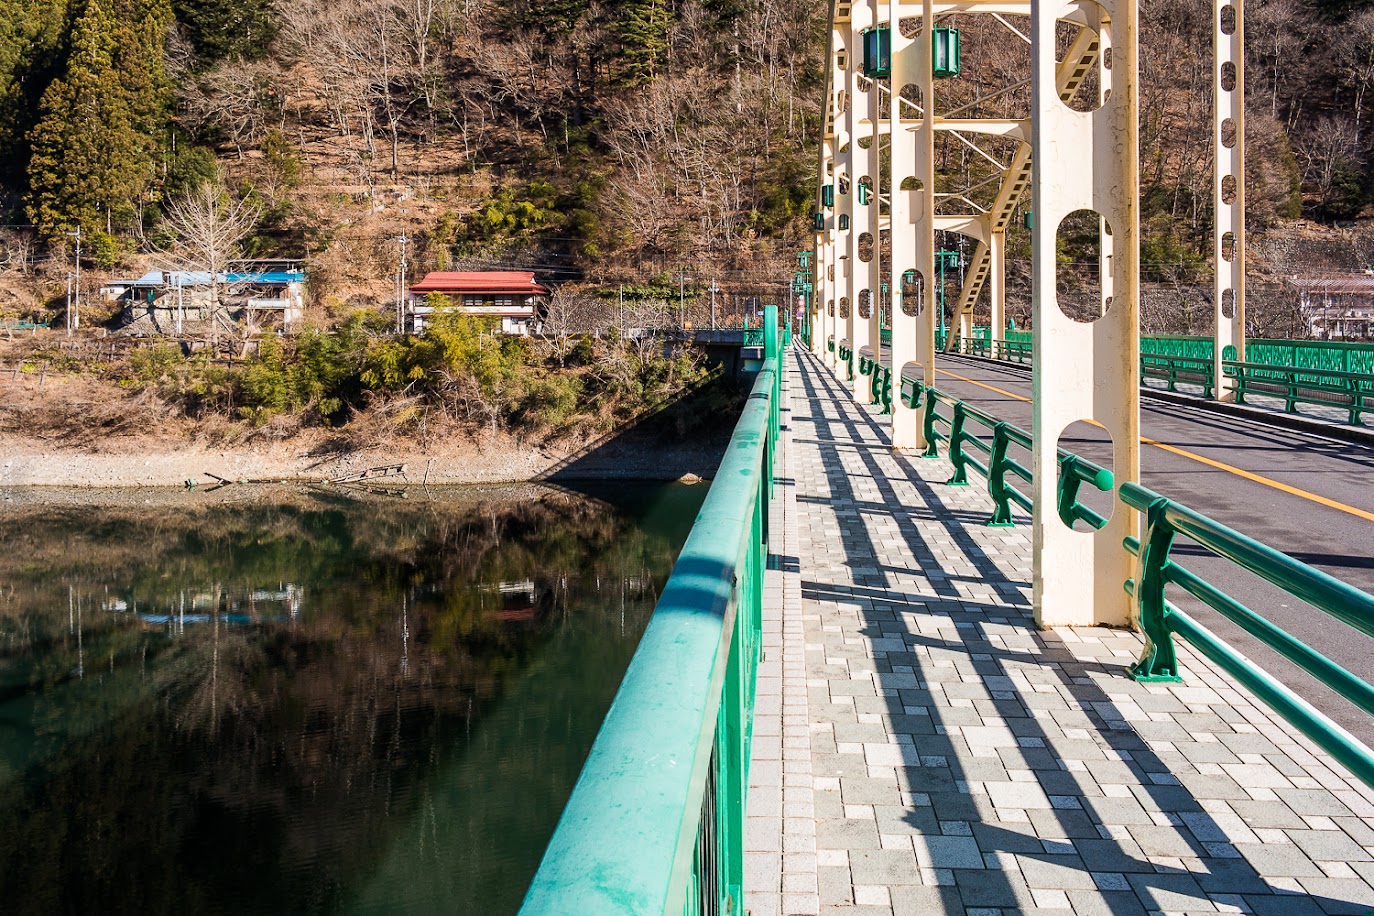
left=0, top=426, right=725, bottom=488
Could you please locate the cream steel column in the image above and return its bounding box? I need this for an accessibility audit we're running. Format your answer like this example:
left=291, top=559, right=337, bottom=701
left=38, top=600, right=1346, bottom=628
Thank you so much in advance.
left=836, top=57, right=855, bottom=382
left=913, top=0, right=937, bottom=402
left=1098, top=15, right=1114, bottom=320
left=1030, top=0, right=1139, bottom=628
left=990, top=229, right=1006, bottom=345
left=825, top=13, right=849, bottom=372
left=843, top=2, right=871, bottom=396
left=813, top=217, right=828, bottom=358
left=863, top=73, right=883, bottom=405
left=888, top=3, right=927, bottom=448
left=1214, top=0, right=1245, bottom=394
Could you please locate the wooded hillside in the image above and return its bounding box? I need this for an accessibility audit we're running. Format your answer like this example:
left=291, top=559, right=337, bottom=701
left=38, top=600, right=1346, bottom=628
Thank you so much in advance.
left=0, top=0, right=1371, bottom=323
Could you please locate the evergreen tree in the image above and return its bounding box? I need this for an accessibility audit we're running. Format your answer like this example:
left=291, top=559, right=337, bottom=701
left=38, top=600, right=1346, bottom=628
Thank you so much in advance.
left=25, top=0, right=170, bottom=238
left=171, top=0, right=276, bottom=65
left=605, top=0, right=671, bottom=88
left=28, top=0, right=139, bottom=236
left=0, top=0, right=69, bottom=192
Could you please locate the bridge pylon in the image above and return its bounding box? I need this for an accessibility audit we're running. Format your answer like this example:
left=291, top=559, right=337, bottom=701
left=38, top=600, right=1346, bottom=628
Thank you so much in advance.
left=815, top=0, right=1153, bottom=628
left=1028, top=0, right=1140, bottom=628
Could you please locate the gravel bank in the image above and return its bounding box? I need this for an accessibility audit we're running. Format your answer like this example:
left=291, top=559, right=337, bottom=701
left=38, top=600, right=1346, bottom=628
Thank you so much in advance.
left=0, top=428, right=726, bottom=488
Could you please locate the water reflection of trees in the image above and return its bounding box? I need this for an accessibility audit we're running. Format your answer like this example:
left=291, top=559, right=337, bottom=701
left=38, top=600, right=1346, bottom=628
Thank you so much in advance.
left=0, top=486, right=696, bottom=914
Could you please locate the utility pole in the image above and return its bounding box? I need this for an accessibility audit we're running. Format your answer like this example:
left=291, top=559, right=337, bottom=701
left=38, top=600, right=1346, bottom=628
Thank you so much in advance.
left=678, top=270, right=686, bottom=329
left=709, top=278, right=720, bottom=330
left=395, top=232, right=408, bottom=334
left=67, top=227, right=81, bottom=333
left=65, top=273, right=72, bottom=336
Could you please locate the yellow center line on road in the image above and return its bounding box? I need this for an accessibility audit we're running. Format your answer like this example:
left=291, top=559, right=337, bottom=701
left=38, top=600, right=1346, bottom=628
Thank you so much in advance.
left=933, top=367, right=1374, bottom=524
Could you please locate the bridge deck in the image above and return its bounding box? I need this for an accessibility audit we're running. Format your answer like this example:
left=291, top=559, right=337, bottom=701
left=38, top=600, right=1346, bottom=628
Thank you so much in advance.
left=746, top=347, right=1374, bottom=916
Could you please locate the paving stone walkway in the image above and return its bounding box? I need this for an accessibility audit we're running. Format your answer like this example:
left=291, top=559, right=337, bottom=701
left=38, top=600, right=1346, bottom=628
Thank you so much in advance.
left=746, top=347, right=1374, bottom=916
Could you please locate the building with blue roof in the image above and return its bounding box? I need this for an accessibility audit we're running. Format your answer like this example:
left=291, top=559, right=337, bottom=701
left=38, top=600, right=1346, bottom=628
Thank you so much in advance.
left=116, top=262, right=307, bottom=335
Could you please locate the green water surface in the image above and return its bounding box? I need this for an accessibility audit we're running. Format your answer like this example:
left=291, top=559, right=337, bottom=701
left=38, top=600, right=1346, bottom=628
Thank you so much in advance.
left=0, top=481, right=706, bottom=914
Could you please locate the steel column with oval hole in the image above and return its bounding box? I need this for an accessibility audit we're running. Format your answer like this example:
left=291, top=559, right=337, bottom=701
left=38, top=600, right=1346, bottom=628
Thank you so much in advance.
left=1030, top=0, right=1140, bottom=628
left=1214, top=0, right=1245, bottom=395
left=887, top=0, right=937, bottom=448
left=862, top=7, right=883, bottom=405
left=846, top=0, right=874, bottom=397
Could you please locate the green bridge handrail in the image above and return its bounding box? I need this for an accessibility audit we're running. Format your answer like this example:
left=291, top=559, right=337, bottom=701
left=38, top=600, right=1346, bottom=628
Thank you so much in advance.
left=522, top=308, right=782, bottom=915
left=855, top=359, right=1112, bottom=530
left=955, top=336, right=1374, bottom=426
left=1120, top=481, right=1374, bottom=789
left=832, top=343, right=1374, bottom=792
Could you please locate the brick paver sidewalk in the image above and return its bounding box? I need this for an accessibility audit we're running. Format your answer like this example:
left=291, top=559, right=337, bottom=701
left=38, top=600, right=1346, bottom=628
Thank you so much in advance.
left=746, top=347, right=1374, bottom=916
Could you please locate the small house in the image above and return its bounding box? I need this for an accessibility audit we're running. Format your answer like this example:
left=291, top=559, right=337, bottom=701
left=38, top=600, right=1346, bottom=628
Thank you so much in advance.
left=407, top=271, right=550, bottom=335
left=1288, top=274, right=1374, bottom=340
left=119, top=263, right=306, bottom=336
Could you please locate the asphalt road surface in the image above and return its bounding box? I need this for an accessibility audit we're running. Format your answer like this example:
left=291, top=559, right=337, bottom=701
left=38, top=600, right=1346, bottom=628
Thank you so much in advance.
left=851, top=347, right=1374, bottom=748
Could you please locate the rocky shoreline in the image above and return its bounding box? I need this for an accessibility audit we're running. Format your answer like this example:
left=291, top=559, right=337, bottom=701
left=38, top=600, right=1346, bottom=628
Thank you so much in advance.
left=0, top=430, right=723, bottom=488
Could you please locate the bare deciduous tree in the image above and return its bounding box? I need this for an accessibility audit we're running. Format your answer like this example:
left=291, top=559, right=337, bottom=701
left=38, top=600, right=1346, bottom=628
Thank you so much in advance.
left=157, top=178, right=264, bottom=343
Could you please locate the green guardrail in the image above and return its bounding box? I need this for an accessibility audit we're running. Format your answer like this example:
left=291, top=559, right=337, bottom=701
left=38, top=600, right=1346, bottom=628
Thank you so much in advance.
left=1136, top=335, right=1374, bottom=375
left=837, top=342, right=854, bottom=379
left=522, top=308, right=782, bottom=915
left=1121, top=481, right=1374, bottom=789
left=960, top=333, right=1374, bottom=373
left=955, top=336, right=1374, bottom=426
left=821, top=344, right=1374, bottom=793
left=959, top=337, right=1033, bottom=365
left=851, top=355, right=1112, bottom=530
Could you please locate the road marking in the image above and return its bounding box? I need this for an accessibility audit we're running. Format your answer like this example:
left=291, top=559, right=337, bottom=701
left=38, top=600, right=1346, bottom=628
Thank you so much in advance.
left=934, top=367, right=1374, bottom=524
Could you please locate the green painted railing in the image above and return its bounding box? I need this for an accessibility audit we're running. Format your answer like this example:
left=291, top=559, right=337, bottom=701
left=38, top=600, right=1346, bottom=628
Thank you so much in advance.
left=958, top=337, right=1033, bottom=364
left=1136, top=335, right=1374, bottom=375
left=1121, top=481, right=1374, bottom=789
left=824, top=345, right=1374, bottom=792
left=838, top=342, right=854, bottom=379
left=879, top=327, right=977, bottom=348
left=958, top=333, right=1374, bottom=373
left=522, top=308, right=781, bottom=916
left=852, top=359, right=1112, bottom=529
left=954, top=336, right=1374, bottom=426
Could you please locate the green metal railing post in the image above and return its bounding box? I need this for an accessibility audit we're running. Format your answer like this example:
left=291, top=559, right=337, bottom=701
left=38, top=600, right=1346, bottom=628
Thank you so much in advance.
left=764, top=305, right=780, bottom=497
left=1126, top=494, right=1184, bottom=682
left=987, top=423, right=1015, bottom=526
left=921, top=390, right=940, bottom=458
left=946, top=402, right=970, bottom=485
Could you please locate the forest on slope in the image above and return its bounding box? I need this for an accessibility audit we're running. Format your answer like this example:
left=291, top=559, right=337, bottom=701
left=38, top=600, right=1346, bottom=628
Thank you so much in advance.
left=0, top=0, right=1371, bottom=323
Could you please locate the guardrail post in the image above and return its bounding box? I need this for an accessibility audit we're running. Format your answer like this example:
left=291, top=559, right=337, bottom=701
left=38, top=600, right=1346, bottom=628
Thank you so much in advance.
left=764, top=305, right=780, bottom=495
left=1055, top=455, right=1087, bottom=530
left=922, top=388, right=940, bottom=458
left=987, top=423, right=1015, bottom=526
left=1128, top=495, right=1184, bottom=682
left=946, top=402, right=969, bottom=485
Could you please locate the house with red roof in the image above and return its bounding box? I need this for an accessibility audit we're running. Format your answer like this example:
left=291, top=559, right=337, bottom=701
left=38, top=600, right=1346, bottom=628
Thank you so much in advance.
left=407, top=271, right=550, bottom=335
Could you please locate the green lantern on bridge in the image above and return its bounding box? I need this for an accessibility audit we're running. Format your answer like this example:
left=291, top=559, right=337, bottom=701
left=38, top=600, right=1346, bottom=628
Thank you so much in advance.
left=838, top=214, right=850, bottom=230
left=814, top=212, right=825, bottom=230
left=933, top=27, right=961, bottom=78
left=862, top=28, right=891, bottom=79
left=822, top=184, right=835, bottom=207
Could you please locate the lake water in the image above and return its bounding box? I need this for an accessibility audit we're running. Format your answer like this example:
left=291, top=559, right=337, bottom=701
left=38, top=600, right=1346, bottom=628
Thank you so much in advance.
left=0, top=481, right=707, bottom=914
